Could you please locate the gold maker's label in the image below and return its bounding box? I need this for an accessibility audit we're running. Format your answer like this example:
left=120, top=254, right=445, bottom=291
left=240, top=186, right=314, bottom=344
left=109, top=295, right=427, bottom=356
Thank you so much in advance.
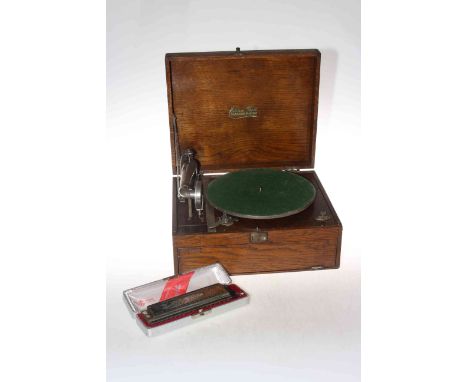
left=228, top=106, right=258, bottom=119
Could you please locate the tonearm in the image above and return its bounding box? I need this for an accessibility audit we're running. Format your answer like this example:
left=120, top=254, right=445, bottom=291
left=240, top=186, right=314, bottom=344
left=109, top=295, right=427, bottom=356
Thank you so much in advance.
left=177, top=148, right=203, bottom=219
left=173, top=116, right=204, bottom=220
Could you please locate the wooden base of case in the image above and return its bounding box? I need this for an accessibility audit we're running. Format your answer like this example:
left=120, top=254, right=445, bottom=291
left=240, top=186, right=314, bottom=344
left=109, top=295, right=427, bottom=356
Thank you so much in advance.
left=172, top=171, right=342, bottom=275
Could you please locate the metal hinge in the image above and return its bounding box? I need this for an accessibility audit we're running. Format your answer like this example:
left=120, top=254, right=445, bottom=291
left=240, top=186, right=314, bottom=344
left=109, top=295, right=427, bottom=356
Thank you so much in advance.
left=283, top=168, right=314, bottom=173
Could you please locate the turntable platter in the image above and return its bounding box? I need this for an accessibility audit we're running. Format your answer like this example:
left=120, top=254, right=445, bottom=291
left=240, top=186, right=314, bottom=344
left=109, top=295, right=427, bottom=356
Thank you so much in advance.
left=206, top=168, right=316, bottom=219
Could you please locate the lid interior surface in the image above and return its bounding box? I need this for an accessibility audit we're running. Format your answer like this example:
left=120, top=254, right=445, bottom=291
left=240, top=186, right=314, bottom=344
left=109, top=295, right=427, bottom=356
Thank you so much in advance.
left=166, top=50, right=320, bottom=172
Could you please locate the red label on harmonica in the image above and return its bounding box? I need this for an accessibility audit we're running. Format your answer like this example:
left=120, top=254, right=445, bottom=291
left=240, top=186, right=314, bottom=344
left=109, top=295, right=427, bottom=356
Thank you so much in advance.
left=159, top=271, right=194, bottom=301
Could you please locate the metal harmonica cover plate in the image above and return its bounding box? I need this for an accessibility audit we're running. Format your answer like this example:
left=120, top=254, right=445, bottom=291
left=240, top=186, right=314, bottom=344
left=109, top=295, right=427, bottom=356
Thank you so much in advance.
left=143, top=283, right=234, bottom=324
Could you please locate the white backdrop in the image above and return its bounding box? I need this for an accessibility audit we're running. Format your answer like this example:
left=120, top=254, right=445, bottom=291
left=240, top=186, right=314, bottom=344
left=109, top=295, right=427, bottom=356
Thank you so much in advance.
left=107, top=1, right=360, bottom=381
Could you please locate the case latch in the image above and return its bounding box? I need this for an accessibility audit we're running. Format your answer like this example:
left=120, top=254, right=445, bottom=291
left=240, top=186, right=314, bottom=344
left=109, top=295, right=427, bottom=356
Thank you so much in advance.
left=250, top=231, right=268, bottom=243
left=191, top=308, right=212, bottom=319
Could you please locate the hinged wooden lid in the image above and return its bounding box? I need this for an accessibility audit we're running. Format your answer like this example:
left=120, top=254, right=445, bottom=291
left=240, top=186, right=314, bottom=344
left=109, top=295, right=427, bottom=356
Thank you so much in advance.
left=166, top=49, right=320, bottom=173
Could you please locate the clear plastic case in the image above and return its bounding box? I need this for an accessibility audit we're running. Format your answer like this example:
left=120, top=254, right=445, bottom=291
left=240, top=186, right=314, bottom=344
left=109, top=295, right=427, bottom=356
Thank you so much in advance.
left=123, top=263, right=249, bottom=336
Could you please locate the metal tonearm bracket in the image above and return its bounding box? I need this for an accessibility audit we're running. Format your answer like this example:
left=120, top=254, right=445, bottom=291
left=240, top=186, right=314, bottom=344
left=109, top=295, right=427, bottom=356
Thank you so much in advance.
left=177, top=148, right=204, bottom=220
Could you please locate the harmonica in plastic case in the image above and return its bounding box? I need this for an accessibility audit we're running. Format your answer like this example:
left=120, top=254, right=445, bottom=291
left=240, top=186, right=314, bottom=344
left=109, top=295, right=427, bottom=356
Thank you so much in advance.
left=123, top=263, right=249, bottom=336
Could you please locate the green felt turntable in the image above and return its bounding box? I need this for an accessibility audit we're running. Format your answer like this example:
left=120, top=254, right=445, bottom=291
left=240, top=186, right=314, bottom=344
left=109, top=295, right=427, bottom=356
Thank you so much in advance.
left=206, top=168, right=316, bottom=219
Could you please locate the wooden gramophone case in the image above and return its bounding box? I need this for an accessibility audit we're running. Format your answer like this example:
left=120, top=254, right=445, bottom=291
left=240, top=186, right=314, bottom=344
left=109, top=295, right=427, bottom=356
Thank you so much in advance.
left=166, top=49, right=342, bottom=275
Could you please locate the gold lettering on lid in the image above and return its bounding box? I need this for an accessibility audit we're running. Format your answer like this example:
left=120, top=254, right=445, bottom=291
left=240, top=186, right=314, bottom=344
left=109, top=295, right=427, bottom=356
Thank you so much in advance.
left=228, top=106, right=258, bottom=119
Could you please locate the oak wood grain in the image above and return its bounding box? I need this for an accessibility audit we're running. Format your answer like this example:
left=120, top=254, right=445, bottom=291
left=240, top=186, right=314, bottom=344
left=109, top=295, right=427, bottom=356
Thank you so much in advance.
left=166, top=49, right=320, bottom=173
left=177, top=232, right=339, bottom=275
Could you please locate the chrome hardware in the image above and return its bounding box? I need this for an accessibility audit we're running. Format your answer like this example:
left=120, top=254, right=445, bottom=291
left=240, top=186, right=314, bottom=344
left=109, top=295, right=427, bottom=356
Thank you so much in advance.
left=207, top=211, right=238, bottom=232
left=191, top=308, right=212, bottom=319
left=315, top=210, right=331, bottom=222
left=172, top=113, right=204, bottom=219
left=310, top=266, right=324, bottom=270
left=218, top=211, right=236, bottom=226
left=177, top=148, right=204, bottom=219
left=178, top=149, right=197, bottom=199
left=250, top=231, right=268, bottom=243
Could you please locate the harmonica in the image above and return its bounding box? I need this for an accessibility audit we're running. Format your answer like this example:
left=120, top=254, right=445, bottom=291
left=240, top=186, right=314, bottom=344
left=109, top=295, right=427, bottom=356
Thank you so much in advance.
left=141, top=283, right=235, bottom=324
